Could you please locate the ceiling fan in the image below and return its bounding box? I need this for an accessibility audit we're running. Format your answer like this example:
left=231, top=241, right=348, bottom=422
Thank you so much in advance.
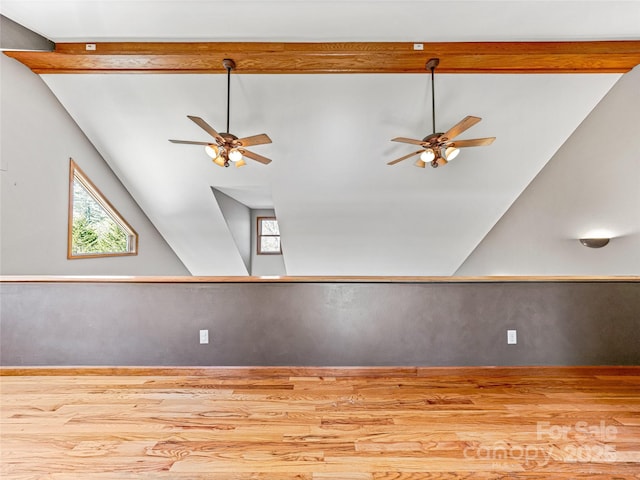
left=388, top=58, right=495, bottom=169
left=169, top=59, right=272, bottom=168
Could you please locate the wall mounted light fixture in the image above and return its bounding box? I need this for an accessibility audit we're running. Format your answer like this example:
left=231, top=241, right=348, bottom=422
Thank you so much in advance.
left=579, top=238, right=610, bottom=248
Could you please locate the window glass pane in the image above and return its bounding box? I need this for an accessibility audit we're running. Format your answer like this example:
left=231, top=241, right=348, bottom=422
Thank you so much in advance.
left=261, top=219, right=280, bottom=235
left=71, top=177, right=129, bottom=255
left=260, top=236, right=281, bottom=253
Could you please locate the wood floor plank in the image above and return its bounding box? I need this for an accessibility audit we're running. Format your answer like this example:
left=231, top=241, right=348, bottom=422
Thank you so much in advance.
left=1, top=367, right=639, bottom=478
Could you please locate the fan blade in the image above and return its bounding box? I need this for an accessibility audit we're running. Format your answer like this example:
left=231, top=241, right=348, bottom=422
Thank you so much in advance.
left=391, top=137, right=425, bottom=146
left=242, top=149, right=272, bottom=165
left=450, top=137, right=496, bottom=148
left=169, top=139, right=211, bottom=146
left=387, top=150, right=423, bottom=166
left=237, top=133, right=272, bottom=147
left=187, top=115, right=225, bottom=143
left=443, top=116, right=481, bottom=140
left=415, top=159, right=426, bottom=168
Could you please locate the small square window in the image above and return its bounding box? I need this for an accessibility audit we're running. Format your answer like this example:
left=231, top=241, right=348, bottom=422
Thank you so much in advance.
left=257, top=217, right=282, bottom=255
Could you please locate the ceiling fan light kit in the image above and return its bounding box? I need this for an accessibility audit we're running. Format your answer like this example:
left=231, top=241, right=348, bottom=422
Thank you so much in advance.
left=388, top=58, right=496, bottom=169
left=169, top=58, right=273, bottom=168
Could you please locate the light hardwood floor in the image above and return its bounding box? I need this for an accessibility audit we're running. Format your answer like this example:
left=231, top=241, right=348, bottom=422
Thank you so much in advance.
left=2, top=367, right=639, bottom=479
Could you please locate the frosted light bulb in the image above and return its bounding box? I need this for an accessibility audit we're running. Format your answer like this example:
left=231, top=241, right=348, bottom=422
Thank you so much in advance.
left=420, top=149, right=435, bottom=162
left=205, top=144, right=219, bottom=158
left=444, top=146, right=460, bottom=161
left=228, top=148, right=243, bottom=162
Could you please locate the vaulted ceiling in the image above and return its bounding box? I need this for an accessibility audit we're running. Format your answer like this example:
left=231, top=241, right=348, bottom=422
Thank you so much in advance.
left=2, top=1, right=639, bottom=276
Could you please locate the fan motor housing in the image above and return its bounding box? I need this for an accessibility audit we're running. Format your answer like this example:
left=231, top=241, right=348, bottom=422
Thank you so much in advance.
left=220, top=132, right=238, bottom=142
left=422, top=133, right=444, bottom=143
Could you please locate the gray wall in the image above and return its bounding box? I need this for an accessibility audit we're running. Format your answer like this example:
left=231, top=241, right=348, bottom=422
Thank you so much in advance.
left=0, top=55, right=189, bottom=276
left=0, top=14, right=54, bottom=51
left=212, top=188, right=251, bottom=274
left=457, top=65, right=640, bottom=276
left=2, top=281, right=638, bottom=366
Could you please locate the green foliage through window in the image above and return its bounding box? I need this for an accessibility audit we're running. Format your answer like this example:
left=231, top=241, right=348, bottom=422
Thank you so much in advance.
left=68, top=160, right=137, bottom=258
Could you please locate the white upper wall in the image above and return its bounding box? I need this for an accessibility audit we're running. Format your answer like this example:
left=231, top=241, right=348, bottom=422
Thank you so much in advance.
left=1, top=1, right=638, bottom=42
left=456, top=66, right=640, bottom=276
left=0, top=55, right=189, bottom=275
left=1, top=1, right=637, bottom=276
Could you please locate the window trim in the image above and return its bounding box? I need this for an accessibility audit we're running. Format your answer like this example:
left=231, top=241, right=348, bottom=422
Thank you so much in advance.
left=257, top=216, right=282, bottom=255
left=67, top=159, right=138, bottom=259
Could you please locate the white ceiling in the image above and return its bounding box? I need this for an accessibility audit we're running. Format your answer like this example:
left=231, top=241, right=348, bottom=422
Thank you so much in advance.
left=3, top=1, right=640, bottom=42
left=2, top=1, right=638, bottom=276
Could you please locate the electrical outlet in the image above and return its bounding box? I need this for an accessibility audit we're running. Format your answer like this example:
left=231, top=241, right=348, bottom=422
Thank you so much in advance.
left=199, top=329, right=209, bottom=344
left=85, top=43, right=96, bottom=51
left=507, top=329, right=517, bottom=345
left=413, top=43, right=424, bottom=51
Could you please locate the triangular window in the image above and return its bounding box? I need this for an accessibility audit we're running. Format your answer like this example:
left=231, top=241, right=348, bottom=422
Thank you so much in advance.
left=68, top=159, right=137, bottom=259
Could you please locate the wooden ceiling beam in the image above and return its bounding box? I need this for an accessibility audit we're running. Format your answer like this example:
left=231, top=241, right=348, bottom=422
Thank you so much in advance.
left=5, top=41, right=640, bottom=74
